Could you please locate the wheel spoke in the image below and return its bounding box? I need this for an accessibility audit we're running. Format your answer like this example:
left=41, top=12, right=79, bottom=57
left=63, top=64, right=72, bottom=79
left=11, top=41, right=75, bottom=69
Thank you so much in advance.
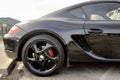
left=33, top=43, right=52, bottom=54
left=44, top=52, right=58, bottom=62
left=27, top=57, right=35, bottom=61
left=33, top=43, right=40, bottom=53
left=41, top=43, right=52, bottom=52
left=51, top=57, right=58, bottom=63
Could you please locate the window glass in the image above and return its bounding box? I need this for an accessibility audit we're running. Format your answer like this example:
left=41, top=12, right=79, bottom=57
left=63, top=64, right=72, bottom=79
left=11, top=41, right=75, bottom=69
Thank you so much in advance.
left=69, top=8, right=86, bottom=19
left=107, top=8, right=120, bottom=20
left=83, top=3, right=120, bottom=20
left=91, top=14, right=105, bottom=20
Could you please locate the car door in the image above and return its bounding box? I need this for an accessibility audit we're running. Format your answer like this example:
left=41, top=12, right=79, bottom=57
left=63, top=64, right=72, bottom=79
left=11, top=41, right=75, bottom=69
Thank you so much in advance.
left=82, top=2, right=120, bottom=59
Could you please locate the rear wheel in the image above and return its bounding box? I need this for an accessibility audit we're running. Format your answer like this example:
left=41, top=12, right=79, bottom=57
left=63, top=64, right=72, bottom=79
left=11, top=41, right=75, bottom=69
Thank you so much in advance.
left=22, top=34, right=64, bottom=76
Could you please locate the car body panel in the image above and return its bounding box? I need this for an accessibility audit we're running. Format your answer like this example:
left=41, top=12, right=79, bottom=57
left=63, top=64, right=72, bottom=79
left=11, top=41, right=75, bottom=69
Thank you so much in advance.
left=85, top=20, right=120, bottom=59
left=16, top=18, right=93, bottom=62
left=3, top=0, right=120, bottom=63
left=17, top=18, right=85, bottom=44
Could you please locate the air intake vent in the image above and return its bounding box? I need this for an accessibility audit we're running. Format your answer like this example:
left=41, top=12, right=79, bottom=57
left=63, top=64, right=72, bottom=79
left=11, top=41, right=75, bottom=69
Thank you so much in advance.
left=71, top=35, right=91, bottom=51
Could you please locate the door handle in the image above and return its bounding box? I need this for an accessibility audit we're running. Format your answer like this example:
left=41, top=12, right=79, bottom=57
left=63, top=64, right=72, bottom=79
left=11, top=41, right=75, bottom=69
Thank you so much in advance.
left=88, top=28, right=103, bottom=34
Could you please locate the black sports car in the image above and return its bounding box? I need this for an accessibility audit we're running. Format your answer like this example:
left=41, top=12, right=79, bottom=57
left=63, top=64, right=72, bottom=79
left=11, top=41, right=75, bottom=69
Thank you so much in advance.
left=3, top=0, right=120, bottom=76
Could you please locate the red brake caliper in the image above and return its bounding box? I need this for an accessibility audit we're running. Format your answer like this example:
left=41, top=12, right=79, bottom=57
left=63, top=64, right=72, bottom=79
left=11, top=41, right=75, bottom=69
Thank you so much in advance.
left=48, top=48, right=54, bottom=57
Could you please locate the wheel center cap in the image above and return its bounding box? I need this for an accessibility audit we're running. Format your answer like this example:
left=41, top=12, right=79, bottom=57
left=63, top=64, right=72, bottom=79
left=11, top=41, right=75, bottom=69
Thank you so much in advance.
left=40, top=55, right=44, bottom=59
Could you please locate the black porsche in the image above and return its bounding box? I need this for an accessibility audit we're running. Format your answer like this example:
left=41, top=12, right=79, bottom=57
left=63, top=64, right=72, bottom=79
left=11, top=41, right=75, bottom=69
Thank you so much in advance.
left=3, top=0, right=120, bottom=76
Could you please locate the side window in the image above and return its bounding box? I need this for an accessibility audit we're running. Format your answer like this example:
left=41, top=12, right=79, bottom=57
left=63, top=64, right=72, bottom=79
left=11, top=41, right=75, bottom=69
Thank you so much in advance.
left=106, top=8, right=120, bottom=20
left=69, top=8, right=86, bottom=19
left=82, top=3, right=120, bottom=20
left=90, top=14, right=105, bottom=20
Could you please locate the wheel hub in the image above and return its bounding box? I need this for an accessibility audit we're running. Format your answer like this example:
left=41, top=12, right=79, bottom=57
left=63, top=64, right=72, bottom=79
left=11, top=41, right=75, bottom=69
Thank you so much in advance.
left=39, top=55, right=45, bottom=62
left=40, top=55, right=44, bottom=59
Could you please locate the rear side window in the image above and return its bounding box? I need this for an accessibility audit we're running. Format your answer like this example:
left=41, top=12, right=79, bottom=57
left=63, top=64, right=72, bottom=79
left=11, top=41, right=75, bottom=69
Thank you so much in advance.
left=69, top=8, right=86, bottom=19
left=82, top=3, right=120, bottom=20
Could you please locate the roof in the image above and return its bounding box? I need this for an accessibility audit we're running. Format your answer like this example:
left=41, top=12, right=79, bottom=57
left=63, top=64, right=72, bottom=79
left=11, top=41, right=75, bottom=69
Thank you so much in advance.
left=42, top=0, right=120, bottom=18
left=66, top=0, right=120, bottom=10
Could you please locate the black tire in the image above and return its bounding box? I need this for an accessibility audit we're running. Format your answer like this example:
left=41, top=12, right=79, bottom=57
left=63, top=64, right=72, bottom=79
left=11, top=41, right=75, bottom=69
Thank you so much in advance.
left=22, top=34, right=64, bottom=76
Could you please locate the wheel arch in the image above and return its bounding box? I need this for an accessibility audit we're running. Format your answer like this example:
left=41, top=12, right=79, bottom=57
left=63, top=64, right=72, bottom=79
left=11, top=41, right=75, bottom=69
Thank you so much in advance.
left=17, top=29, right=68, bottom=65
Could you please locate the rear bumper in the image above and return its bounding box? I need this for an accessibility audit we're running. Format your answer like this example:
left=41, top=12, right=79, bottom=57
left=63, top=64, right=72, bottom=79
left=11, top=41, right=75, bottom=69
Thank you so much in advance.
left=3, top=34, right=19, bottom=59
left=5, top=50, right=16, bottom=59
